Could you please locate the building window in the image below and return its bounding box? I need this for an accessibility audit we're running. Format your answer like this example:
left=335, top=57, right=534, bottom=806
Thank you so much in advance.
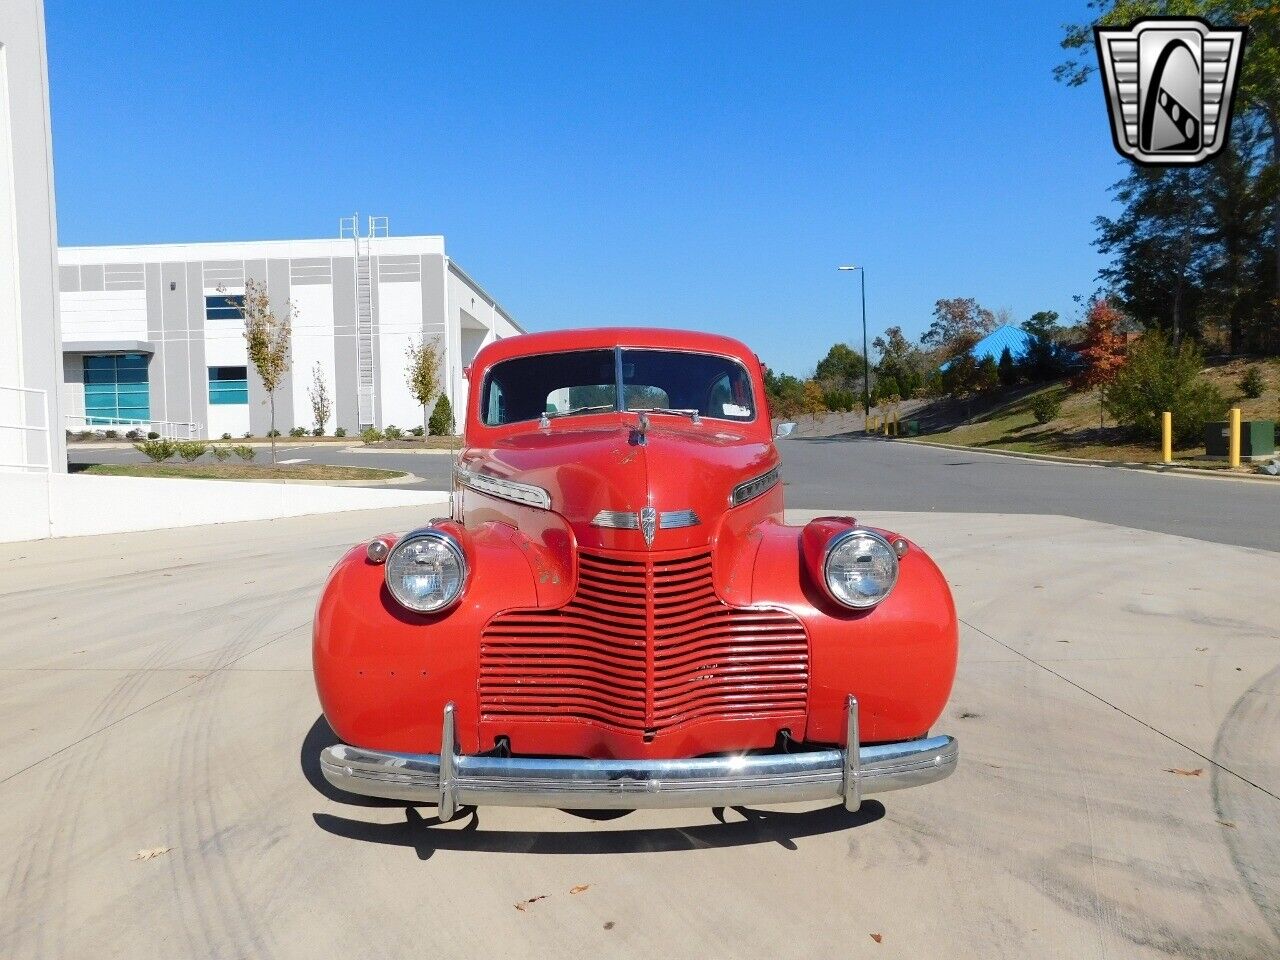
left=84, top=354, right=150, bottom=424
left=205, top=294, right=244, bottom=320
left=208, top=366, right=249, bottom=405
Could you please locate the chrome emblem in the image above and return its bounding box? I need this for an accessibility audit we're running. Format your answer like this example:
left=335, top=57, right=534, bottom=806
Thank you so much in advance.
left=1095, top=18, right=1246, bottom=166
left=640, top=506, right=657, bottom=547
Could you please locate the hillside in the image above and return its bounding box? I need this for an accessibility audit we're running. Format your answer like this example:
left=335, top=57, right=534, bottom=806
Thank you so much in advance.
left=915, top=358, right=1280, bottom=465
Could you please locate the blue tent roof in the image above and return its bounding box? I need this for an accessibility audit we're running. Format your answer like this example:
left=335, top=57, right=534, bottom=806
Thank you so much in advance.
left=939, top=324, right=1033, bottom=371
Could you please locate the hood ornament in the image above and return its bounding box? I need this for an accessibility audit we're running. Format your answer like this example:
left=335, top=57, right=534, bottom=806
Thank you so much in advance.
left=630, top=412, right=650, bottom=447
left=640, top=505, right=657, bottom=547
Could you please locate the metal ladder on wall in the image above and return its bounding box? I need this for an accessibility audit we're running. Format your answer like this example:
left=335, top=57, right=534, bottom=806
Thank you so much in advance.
left=342, top=214, right=387, bottom=429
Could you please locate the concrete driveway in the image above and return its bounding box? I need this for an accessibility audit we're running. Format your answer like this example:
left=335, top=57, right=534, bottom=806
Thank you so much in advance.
left=1, top=505, right=1277, bottom=959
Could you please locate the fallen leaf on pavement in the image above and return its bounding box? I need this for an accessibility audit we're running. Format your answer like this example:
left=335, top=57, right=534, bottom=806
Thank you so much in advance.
left=1217, top=820, right=1237, bottom=829
left=870, top=933, right=883, bottom=943
left=603, top=921, right=615, bottom=931
left=1195, top=647, right=1208, bottom=652
left=570, top=884, right=590, bottom=895
left=515, top=895, right=548, bottom=911
left=132, top=846, right=172, bottom=861
left=1164, top=767, right=1203, bottom=777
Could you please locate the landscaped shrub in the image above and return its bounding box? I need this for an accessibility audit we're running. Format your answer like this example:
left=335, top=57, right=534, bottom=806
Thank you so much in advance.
left=231, top=444, right=256, bottom=462
left=334, top=427, right=347, bottom=437
left=1104, top=333, right=1227, bottom=444
left=1030, top=392, right=1061, bottom=425
left=289, top=426, right=307, bottom=438
left=429, top=395, right=455, bottom=436
left=147, top=431, right=160, bottom=440
left=135, top=439, right=176, bottom=462
left=76, top=430, right=96, bottom=441
left=1239, top=367, right=1265, bottom=400
left=267, top=429, right=281, bottom=438
left=383, top=424, right=403, bottom=440
left=211, top=445, right=232, bottom=462
left=409, top=425, right=424, bottom=437
left=175, top=440, right=208, bottom=462
left=243, top=432, right=252, bottom=439
left=221, top=432, right=232, bottom=441
left=312, top=426, right=325, bottom=437
left=104, top=430, right=119, bottom=440
left=822, top=387, right=856, bottom=412
left=360, top=427, right=383, bottom=444
left=125, top=429, right=142, bottom=440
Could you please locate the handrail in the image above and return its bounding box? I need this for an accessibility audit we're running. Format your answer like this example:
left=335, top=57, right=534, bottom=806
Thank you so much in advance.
left=0, top=385, right=53, bottom=473
left=64, top=414, right=200, bottom=440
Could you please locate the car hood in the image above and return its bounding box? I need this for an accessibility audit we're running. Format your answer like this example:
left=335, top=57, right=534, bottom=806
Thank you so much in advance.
left=462, top=421, right=777, bottom=550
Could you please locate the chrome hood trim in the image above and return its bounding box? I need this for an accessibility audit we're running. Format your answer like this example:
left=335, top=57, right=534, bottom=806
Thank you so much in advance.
left=455, top=465, right=552, bottom=510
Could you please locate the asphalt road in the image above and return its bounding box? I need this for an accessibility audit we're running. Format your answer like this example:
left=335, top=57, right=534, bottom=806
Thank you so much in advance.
left=70, top=435, right=1279, bottom=551
left=2, top=506, right=1276, bottom=959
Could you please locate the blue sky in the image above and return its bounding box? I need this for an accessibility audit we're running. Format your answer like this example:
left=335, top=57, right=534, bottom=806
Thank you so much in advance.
left=45, top=1, right=1119, bottom=377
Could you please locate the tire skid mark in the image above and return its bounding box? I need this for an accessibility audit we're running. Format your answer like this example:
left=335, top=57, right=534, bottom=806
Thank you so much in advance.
left=2, top=612, right=192, bottom=960
left=1212, top=659, right=1280, bottom=947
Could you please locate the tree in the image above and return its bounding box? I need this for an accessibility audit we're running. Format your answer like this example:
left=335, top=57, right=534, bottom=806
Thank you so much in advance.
left=763, top=366, right=807, bottom=418
left=872, top=326, right=926, bottom=398
left=1059, top=3, right=1280, bottom=353
left=405, top=335, right=444, bottom=444
left=429, top=395, right=455, bottom=436
left=230, top=278, right=293, bottom=464
left=814, top=343, right=867, bottom=392
left=1019, top=311, right=1072, bottom=382
left=922, top=298, right=997, bottom=355
left=308, top=362, right=332, bottom=436
left=1104, top=332, right=1227, bottom=444
left=997, top=346, right=1017, bottom=387
left=976, top=355, right=1001, bottom=394
left=1074, top=298, right=1130, bottom=427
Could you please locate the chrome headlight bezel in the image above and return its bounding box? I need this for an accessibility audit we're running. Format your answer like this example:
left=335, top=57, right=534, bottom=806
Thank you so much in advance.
left=384, top=527, right=469, bottom=614
left=821, top=528, right=899, bottom=609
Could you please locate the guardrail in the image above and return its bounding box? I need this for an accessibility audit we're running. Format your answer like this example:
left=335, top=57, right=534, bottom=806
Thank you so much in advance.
left=0, top=385, right=53, bottom=472
left=64, top=415, right=200, bottom=440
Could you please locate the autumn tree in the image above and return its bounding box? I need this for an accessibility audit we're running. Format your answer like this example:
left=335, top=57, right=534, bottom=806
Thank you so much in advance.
left=308, top=362, right=332, bottom=436
left=922, top=298, right=997, bottom=356
left=229, top=278, right=293, bottom=464
left=405, top=335, right=444, bottom=443
left=1074, top=298, right=1129, bottom=428
left=873, top=326, right=926, bottom=399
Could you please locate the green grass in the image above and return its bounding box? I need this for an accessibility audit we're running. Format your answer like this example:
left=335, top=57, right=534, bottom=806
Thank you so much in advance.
left=917, top=364, right=1277, bottom=467
left=79, top=463, right=406, bottom=482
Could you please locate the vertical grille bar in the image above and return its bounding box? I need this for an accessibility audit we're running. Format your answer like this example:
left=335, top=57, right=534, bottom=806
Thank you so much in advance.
left=480, top=549, right=808, bottom=735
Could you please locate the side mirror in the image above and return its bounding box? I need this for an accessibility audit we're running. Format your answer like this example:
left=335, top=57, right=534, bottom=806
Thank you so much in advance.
left=774, top=421, right=796, bottom=439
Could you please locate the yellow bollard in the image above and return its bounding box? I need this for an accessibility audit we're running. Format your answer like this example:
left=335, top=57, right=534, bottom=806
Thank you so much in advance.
left=1229, top=407, right=1241, bottom=468
left=1161, top=411, right=1172, bottom=463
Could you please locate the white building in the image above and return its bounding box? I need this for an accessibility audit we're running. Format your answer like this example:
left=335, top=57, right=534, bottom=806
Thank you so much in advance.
left=58, top=227, right=522, bottom=439
left=0, top=0, right=64, bottom=472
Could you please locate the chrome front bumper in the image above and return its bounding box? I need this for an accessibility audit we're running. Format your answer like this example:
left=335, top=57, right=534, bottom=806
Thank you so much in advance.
left=320, top=696, right=958, bottom=820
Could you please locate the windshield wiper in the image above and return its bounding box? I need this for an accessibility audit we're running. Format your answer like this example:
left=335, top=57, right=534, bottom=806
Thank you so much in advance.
left=539, top=404, right=615, bottom=425
left=631, top=407, right=702, bottom=424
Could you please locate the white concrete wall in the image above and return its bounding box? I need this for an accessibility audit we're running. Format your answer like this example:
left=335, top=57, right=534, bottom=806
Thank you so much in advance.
left=0, top=472, right=449, bottom=542
left=289, top=282, right=338, bottom=433
left=0, top=0, right=64, bottom=473
left=60, top=288, right=148, bottom=341
left=376, top=279, right=426, bottom=431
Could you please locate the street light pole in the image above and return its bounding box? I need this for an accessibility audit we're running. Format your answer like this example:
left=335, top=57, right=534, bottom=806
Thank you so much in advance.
left=837, top=265, right=870, bottom=419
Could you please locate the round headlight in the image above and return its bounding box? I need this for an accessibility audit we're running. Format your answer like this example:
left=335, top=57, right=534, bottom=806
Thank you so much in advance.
left=384, top=529, right=468, bottom=613
left=823, top=529, right=899, bottom=609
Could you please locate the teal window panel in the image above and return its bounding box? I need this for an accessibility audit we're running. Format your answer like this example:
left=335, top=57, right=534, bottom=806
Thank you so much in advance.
left=81, top=353, right=151, bottom=423
left=208, top=366, right=249, bottom=405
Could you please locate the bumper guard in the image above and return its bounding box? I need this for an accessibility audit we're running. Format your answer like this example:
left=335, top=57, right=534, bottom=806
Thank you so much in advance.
left=320, top=696, right=958, bottom=820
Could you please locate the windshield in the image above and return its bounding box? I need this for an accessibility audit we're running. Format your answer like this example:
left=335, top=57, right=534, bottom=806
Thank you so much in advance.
left=480, top=347, right=756, bottom=426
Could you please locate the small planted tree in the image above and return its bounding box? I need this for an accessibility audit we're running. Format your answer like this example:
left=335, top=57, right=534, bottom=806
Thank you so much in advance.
left=429, top=395, right=454, bottom=436
left=228, top=278, right=294, bottom=464
left=405, top=335, right=444, bottom=444
left=308, top=362, right=332, bottom=436
left=1074, top=298, right=1128, bottom=429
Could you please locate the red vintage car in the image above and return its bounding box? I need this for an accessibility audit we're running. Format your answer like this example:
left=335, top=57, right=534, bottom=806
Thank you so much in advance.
left=314, top=328, right=957, bottom=819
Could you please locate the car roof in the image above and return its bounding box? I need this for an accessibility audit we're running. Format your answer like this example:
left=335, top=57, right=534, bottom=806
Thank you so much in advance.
left=470, top=327, right=758, bottom=372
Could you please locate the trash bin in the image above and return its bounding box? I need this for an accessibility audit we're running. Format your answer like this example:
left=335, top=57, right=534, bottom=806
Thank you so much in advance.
left=1204, top=419, right=1276, bottom=459
left=904, top=419, right=920, bottom=436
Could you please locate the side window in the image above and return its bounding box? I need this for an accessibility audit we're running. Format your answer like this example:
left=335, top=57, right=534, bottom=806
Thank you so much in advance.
left=485, top=380, right=506, bottom=426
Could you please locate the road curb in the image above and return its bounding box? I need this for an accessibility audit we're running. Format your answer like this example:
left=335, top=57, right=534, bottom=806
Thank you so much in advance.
left=889, top=437, right=1279, bottom=485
